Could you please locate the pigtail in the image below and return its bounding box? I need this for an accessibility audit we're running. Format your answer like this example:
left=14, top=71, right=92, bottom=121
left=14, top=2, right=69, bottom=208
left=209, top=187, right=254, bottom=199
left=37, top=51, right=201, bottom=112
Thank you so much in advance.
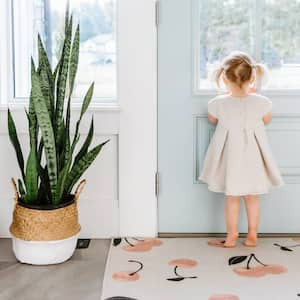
left=254, top=63, right=269, bottom=86
left=255, top=63, right=266, bottom=80
left=214, top=67, right=224, bottom=87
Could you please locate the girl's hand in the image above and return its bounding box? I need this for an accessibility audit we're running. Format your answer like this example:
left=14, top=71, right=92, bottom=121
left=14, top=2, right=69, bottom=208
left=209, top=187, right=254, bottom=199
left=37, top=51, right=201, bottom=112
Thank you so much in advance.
left=262, top=112, right=272, bottom=125
left=208, top=113, right=218, bottom=125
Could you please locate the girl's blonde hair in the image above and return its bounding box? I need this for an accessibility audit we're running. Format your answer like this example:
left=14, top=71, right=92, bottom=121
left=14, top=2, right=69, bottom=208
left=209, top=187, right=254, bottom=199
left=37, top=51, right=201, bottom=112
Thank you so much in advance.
left=214, top=51, right=267, bottom=88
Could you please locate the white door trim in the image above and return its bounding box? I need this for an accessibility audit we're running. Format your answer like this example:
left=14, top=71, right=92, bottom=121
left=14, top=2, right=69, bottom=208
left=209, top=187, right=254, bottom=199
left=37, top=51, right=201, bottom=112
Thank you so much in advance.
left=118, top=0, right=158, bottom=237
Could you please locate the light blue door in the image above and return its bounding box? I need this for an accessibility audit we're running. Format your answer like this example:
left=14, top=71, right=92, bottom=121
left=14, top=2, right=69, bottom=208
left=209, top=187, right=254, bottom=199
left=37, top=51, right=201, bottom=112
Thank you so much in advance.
left=158, top=0, right=300, bottom=234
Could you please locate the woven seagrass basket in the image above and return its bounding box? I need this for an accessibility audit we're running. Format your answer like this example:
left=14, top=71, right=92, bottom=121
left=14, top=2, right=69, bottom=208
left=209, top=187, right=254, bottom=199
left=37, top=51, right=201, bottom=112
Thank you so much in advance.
left=10, top=179, right=86, bottom=242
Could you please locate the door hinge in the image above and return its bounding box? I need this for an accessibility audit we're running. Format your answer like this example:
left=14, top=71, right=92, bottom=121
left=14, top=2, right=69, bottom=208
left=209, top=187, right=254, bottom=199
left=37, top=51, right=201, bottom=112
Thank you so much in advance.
left=155, top=0, right=160, bottom=27
left=155, top=171, right=160, bottom=196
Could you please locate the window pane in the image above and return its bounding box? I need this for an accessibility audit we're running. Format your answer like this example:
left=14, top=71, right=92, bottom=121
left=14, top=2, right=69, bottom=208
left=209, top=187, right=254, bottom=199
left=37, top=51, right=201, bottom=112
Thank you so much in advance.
left=197, top=0, right=300, bottom=91
left=262, top=0, right=300, bottom=89
left=15, top=0, right=117, bottom=101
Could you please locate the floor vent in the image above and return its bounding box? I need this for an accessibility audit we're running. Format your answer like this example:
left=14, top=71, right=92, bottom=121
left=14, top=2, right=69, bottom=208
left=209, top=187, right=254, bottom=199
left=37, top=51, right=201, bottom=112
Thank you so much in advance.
left=76, top=239, right=91, bottom=249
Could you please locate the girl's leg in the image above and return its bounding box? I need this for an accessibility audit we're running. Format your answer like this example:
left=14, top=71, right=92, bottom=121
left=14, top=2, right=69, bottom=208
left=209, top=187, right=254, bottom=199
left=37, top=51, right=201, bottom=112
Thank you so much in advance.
left=224, top=195, right=241, bottom=247
left=243, top=194, right=260, bottom=246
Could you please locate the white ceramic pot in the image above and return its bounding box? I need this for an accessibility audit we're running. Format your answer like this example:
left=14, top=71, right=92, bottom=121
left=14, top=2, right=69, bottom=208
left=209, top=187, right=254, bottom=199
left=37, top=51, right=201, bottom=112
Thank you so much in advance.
left=11, top=232, right=80, bottom=265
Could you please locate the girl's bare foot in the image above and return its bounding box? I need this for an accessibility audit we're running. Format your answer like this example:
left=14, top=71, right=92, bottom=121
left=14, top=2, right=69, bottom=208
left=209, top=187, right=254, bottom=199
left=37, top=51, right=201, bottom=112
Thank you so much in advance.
left=223, top=232, right=239, bottom=247
left=207, top=232, right=239, bottom=248
left=243, top=231, right=257, bottom=247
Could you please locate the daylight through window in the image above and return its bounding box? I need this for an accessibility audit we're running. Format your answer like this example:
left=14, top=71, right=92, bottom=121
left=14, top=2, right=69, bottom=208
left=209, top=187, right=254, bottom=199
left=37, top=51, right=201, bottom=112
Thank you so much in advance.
left=13, top=0, right=117, bottom=101
left=197, top=0, right=300, bottom=91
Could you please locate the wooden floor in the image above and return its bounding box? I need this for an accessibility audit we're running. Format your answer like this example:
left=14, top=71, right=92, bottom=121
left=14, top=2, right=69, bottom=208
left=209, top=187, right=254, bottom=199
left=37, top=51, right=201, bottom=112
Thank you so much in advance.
left=0, top=239, right=111, bottom=300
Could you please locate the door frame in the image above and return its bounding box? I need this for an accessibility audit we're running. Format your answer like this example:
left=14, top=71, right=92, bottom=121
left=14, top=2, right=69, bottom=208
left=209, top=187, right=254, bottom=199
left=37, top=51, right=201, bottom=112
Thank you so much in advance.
left=118, top=0, right=158, bottom=237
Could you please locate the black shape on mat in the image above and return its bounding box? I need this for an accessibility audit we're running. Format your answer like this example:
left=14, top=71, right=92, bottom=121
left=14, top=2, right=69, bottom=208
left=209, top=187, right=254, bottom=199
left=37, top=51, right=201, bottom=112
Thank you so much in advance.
left=113, top=238, right=122, bottom=246
left=228, top=255, right=248, bottom=266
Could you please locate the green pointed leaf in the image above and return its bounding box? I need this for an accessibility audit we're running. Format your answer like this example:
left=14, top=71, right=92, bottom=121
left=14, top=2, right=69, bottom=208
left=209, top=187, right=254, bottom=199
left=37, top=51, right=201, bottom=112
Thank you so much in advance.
left=65, top=1, right=70, bottom=35
left=80, top=82, right=94, bottom=118
left=37, top=34, right=53, bottom=75
left=64, top=97, right=71, bottom=165
left=74, top=118, right=94, bottom=165
left=24, top=148, right=38, bottom=203
left=71, top=83, right=94, bottom=148
left=28, top=58, right=38, bottom=149
left=55, top=15, right=73, bottom=141
left=31, top=69, right=57, bottom=201
left=53, top=58, right=61, bottom=87
left=55, top=159, right=72, bottom=204
left=69, top=24, right=80, bottom=95
left=64, top=140, right=110, bottom=195
left=24, top=77, right=39, bottom=203
left=37, top=34, right=53, bottom=82
left=27, top=104, right=38, bottom=149
left=7, top=109, right=25, bottom=182
left=39, top=65, right=53, bottom=119
left=37, top=35, right=55, bottom=115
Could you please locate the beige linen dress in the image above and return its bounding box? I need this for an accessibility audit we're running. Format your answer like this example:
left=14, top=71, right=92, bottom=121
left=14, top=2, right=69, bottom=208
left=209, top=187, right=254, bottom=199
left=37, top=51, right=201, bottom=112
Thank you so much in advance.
left=198, top=93, right=285, bottom=196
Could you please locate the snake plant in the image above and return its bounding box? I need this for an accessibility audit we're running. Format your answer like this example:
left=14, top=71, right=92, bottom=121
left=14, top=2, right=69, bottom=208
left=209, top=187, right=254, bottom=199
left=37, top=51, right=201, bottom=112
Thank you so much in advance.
left=8, top=9, right=109, bottom=206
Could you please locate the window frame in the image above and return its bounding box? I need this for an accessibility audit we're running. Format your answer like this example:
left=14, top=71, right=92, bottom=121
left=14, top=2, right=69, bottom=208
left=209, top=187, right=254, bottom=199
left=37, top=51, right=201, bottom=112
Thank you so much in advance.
left=0, top=0, right=119, bottom=107
left=192, top=0, right=300, bottom=96
left=0, top=0, right=14, bottom=106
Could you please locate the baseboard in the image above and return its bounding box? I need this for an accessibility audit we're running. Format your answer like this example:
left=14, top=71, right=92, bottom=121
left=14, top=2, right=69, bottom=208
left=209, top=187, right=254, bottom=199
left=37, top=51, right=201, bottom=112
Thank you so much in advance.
left=158, top=232, right=300, bottom=238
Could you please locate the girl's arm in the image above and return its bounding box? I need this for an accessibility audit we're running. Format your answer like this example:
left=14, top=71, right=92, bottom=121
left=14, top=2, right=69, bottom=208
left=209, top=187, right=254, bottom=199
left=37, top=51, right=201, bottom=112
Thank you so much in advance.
left=262, top=112, right=272, bottom=125
left=207, top=98, right=218, bottom=124
left=261, top=98, right=272, bottom=125
left=208, top=113, right=218, bottom=125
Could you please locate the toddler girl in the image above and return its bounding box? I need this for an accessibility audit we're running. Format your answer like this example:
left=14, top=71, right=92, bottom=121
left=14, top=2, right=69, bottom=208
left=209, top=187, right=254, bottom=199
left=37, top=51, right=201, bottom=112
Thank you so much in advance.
left=199, top=51, right=284, bottom=248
